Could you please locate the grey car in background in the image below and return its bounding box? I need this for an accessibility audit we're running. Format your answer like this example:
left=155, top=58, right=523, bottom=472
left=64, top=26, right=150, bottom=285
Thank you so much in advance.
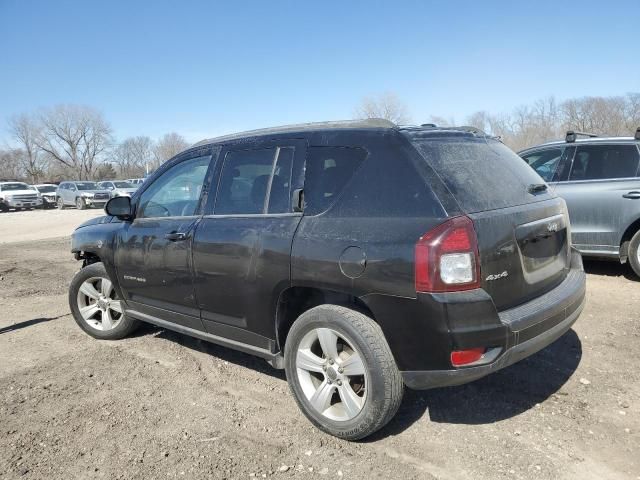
left=519, top=129, right=640, bottom=277
left=56, top=181, right=111, bottom=210
left=98, top=180, right=138, bottom=198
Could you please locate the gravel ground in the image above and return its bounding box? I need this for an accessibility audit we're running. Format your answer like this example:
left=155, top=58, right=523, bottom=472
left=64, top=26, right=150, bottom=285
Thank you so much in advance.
left=0, top=213, right=639, bottom=479
left=0, top=208, right=102, bottom=244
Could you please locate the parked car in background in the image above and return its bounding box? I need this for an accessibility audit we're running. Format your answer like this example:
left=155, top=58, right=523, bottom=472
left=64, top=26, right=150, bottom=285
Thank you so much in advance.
left=0, top=181, right=43, bottom=211
left=33, top=184, right=59, bottom=209
left=98, top=180, right=139, bottom=198
left=68, top=120, right=585, bottom=440
left=56, top=181, right=111, bottom=210
left=127, top=178, right=145, bottom=186
left=519, top=128, right=640, bottom=277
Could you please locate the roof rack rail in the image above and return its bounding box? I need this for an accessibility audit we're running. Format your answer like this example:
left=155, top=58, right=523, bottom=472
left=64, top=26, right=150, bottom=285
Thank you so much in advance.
left=565, top=130, right=598, bottom=143
left=457, top=125, right=485, bottom=134
left=635, top=127, right=640, bottom=141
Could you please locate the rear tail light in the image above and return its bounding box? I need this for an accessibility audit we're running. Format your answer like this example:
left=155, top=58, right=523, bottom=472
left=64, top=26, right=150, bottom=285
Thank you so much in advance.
left=415, top=216, right=481, bottom=292
left=451, top=348, right=486, bottom=366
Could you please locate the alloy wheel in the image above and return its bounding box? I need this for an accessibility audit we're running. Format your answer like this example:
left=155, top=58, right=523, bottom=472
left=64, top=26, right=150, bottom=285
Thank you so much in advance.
left=296, top=328, right=367, bottom=421
left=76, top=276, right=123, bottom=331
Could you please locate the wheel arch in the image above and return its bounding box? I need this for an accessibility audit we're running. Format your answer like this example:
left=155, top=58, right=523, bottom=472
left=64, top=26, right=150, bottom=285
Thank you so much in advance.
left=619, top=215, right=640, bottom=263
left=274, top=286, right=376, bottom=353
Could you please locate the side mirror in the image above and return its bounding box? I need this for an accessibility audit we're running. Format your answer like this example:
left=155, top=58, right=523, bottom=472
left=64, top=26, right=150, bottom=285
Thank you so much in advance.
left=105, top=196, right=133, bottom=220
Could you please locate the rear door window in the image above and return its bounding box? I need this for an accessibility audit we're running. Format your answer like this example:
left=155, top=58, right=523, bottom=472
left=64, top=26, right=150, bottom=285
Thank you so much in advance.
left=408, top=135, right=551, bottom=213
left=214, top=147, right=294, bottom=215
left=569, top=144, right=640, bottom=181
left=303, top=146, right=367, bottom=215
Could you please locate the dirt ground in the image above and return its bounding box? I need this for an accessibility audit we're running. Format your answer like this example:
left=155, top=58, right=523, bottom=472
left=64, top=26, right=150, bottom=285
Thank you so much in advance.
left=0, top=211, right=638, bottom=480
left=0, top=208, right=103, bottom=244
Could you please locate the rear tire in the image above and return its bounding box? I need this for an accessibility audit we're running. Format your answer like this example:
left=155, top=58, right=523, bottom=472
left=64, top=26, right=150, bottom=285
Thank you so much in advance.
left=284, top=305, right=404, bottom=441
left=76, top=197, right=86, bottom=210
left=628, top=230, right=640, bottom=279
left=57, top=197, right=65, bottom=210
left=69, top=262, right=139, bottom=340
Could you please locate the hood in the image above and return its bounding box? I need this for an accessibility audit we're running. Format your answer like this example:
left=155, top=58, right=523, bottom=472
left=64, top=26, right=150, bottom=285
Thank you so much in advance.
left=114, top=188, right=138, bottom=195
left=75, top=215, right=114, bottom=230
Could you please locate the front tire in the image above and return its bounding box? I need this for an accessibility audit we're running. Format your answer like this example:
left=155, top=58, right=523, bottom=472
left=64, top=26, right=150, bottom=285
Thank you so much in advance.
left=76, top=197, right=86, bottom=210
left=628, top=230, right=640, bottom=279
left=284, top=305, right=403, bottom=441
left=69, top=262, right=139, bottom=340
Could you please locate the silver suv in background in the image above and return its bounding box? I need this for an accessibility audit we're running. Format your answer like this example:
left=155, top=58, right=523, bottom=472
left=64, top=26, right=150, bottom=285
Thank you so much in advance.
left=519, top=128, right=640, bottom=277
left=56, top=181, right=111, bottom=210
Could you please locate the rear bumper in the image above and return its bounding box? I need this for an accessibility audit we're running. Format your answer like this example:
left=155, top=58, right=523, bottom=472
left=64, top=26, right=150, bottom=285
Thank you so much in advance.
left=401, top=249, right=586, bottom=390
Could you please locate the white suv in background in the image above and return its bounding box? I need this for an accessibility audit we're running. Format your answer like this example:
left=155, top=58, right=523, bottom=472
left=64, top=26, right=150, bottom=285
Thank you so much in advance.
left=0, top=181, right=43, bottom=211
left=33, top=184, right=59, bottom=209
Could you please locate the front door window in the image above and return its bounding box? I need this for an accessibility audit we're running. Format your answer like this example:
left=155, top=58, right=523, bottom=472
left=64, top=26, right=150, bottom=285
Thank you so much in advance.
left=138, top=155, right=211, bottom=218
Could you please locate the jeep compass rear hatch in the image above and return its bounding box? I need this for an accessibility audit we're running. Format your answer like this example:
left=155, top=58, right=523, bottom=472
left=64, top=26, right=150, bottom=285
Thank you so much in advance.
left=407, top=132, right=570, bottom=310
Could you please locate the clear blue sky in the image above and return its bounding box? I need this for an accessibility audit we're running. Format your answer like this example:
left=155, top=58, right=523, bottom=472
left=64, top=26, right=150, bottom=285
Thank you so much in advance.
left=1, top=0, right=638, bottom=145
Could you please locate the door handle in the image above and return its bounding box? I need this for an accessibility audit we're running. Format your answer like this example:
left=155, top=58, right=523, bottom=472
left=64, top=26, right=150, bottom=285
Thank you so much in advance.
left=164, top=232, right=188, bottom=241
left=622, top=191, right=640, bottom=199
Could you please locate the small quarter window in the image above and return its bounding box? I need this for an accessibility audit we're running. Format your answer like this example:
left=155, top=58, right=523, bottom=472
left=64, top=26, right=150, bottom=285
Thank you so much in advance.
left=304, top=147, right=367, bottom=215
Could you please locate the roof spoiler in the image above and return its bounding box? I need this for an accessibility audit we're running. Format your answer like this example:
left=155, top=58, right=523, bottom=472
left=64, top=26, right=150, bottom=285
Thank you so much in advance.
left=566, top=130, right=598, bottom=143
left=635, top=127, right=640, bottom=141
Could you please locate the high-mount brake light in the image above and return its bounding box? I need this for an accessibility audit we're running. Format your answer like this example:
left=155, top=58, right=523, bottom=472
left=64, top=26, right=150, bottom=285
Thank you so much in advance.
left=415, top=216, right=481, bottom=293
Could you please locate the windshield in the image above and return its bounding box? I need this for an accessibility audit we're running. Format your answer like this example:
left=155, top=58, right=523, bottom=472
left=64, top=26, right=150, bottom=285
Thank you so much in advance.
left=0, top=183, right=29, bottom=191
left=113, top=181, right=135, bottom=188
left=75, top=182, right=99, bottom=190
left=37, top=185, right=57, bottom=193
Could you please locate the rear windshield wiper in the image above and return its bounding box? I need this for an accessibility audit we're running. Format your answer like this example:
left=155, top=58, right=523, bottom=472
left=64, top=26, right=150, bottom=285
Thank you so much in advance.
left=528, top=183, right=548, bottom=194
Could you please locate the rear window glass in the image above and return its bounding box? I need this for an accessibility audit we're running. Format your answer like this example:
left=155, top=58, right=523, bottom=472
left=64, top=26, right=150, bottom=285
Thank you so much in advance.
left=408, top=136, right=550, bottom=213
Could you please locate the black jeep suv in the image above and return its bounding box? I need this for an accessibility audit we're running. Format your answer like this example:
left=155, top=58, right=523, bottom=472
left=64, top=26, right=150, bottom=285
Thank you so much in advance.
left=69, top=119, right=586, bottom=440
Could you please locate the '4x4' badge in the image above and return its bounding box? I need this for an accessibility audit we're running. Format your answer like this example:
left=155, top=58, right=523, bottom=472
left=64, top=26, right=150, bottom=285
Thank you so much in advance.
left=486, top=271, right=509, bottom=281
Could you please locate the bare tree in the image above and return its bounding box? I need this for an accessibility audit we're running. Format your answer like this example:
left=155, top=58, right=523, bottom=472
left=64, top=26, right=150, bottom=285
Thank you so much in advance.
left=95, top=162, right=117, bottom=181
left=428, top=115, right=455, bottom=127
left=8, top=113, right=46, bottom=183
left=114, top=136, right=153, bottom=177
left=355, top=92, right=411, bottom=124
left=463, top=94, right=640, bottom=151
left=34, top=105, right=112, bottom=180
left=562, top=96, right=619, bottom=135
left=153, top=132, right=189, bottom=169
left=0, top=149, right=25, bottom=181
left=623, top=92, right=640, bottom=131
